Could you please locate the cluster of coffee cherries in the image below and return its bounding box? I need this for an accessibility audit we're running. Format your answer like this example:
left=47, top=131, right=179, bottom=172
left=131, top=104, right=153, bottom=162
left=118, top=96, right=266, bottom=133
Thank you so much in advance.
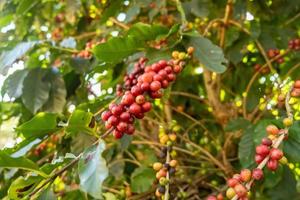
left=267, top=49, right=284, bottom=64
left=208, top=117, right=292, bottom=200
left=31, top=134, right=59, bottom=156
left=291, top=80, right=300, bottom=97
left=253, top=64, right=270, bottom=74
left=101, top=48, right=194, bottom=139
left=288, top=38, right=300, bottom=50
left=153, top=131, right=178, bottom=198
left=73, top=40, right=103, bottom=59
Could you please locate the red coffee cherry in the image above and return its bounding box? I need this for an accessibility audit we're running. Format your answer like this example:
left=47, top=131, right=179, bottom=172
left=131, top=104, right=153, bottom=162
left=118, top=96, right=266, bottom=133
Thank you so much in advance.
left=227, top=178, right=239, bottom=187
left=150, top=81, right=162, bottom=92
left=261, top=137, right=272, bottom=146
left=117, top=122, right=128, bottom=132
left=120, top=112, right=131, bottom=122
left=269, top=148, right=283, bottom=160
left=121, top=93, right=135, bottom=106
left=108, top=115, right=119, bottom=126
left=255, top=154, right=265, bottom=164
left=111, top=105, right=123, bottom=116
left=113, top=129, right=124, bottom=139
left=234, top=184, right=247, bottom=198
left=294, top=80, right=300, bottom=88
left=252, top=168, right=263, bottom=180
left=267, top=159, right=278, bottom=171
left=101, top=111, right=112, bottom=121
left=255, top=144, right=270, bottom=156
left=129, top=103, right=142, bottom=115
left=142, top=102, right=152, bottom=112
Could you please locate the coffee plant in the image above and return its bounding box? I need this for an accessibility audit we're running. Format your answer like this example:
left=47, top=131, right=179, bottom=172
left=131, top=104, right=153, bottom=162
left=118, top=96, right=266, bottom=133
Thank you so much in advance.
left=0, top=0, right=299, bottom=200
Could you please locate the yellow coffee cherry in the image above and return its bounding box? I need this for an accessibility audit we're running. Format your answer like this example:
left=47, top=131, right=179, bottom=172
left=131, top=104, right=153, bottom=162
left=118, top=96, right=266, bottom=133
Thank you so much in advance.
left=172, top=51, right=179, bottom=59
left=279, top=156, right=288, bottom=164
left=169, top=159, right=178, bottom=167
left=153, top=162, right=163, bottom=171
left=169, top=133, right=177, bottom=141
left=160, top=135, right=169, bottom=144
left=226, top=187, right=236, bottom=199
left=283, top=118, right=293, bottom=127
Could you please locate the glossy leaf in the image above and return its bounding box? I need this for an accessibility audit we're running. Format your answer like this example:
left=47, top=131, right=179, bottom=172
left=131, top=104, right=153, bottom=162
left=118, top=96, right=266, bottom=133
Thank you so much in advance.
left=16, top=112, right=60, bottom=139
left=186, top=33, right=227, bottom=73
left=0, top=41, right=38, bottom=75
left=1, top=69, right=28, bottom=98
left=283, top=121, right=300, bottom=162
left=78, top=141, right=108, bottom=199
left=130, top=167, right=155, bottom=193
left=66, top=110, right=96, bottom=136
left=22, top=68, right=51, bottom=114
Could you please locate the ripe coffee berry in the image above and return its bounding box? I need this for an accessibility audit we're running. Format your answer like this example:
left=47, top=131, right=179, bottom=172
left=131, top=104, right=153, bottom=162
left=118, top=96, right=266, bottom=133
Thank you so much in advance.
left=267, top=159, right=278, bottom=171
left=255, top=154, right=265, bottom=164
left=266, top=125, right=279, bottom=135
left=269, top=148, right=283, bottom=160
left=150, top=81, right=161, bottom=91
left=252, top=168, right=263, bottom=180
left=135, top=95, right=145, bottom=104
left=227, top=178, right=239, bottom=187
left=256, top=144, right=270, bottom=156
left=261, top=137, right=272, bottom=146
left=234, top=184, right=247, bottom=198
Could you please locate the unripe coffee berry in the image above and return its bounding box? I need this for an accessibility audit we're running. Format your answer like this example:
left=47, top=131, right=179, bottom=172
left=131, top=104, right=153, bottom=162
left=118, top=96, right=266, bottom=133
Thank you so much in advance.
left=240, top=169, right=252, bottom=182
left=226, top=187, right=236, bottom=199
left=283, top=118, right=293, bottom=127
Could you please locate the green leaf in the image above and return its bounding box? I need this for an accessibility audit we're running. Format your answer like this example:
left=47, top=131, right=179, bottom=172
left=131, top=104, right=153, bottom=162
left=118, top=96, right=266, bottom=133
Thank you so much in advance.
left=99, top=0, right=123, bottom=24
left=93, top=35, right=143, bottom=64
left=238, top=125, right=255, bottom=168
left=1, top=69, right=28, bottom=98
left=8, top=175, right=43, bottom=199
left=16, top=0, right=39, bottom=15
left=43, top=75, right=67, bottom=113
left=130, top=167, right=155, bottom=193
left=266, top=166, right=297, bottom=200
left=225, top=118, right=251, bottom=132
left=0, top=151, right=47, bottom=177
left=263, top=165, right=283, bottom=188
left=283, top=121, right=300, bottom=162
left=185, top=33, right=227, bottom=73
left=0, top=41, right=38, bottom=75
left=78, top=141, right=108, bottom=199
left=127, top=23, right=168, bottom=41
left=22, top=68, right=51, bottom=114
left=93, top=23, right=169, bottom=64
left=66, top=110, right=96, bottom=136
left=16, top=112, right=60, bottom=139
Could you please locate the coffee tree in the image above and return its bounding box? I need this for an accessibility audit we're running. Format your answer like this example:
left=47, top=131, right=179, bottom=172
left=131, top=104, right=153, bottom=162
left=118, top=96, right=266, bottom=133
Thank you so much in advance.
left=0, top=0, right=300, bottom=199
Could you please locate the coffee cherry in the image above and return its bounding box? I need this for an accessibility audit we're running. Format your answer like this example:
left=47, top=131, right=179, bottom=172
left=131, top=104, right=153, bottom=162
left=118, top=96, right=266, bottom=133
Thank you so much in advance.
left=169, top=167, right=176, bottom=175
left=173, top=65, right=182, bottom=73
left=169, top=160, right=178, bottom=167
left=108, top=115, right=119, bottom=126
left=216, top=193, right=223, bottom=200
left=232, top=174, right=242, bottom=182
left=142, top=73, right=153, bottom=83
left=141, top=82, right=150, bottom=91
left=113, top=129, right=124, bottom=139
left=256, top=144, right=270, bottom=156
left=150, top=81, right=161, bottom=91
left=120, top=112, right=131, bottom=122
left=187, top=46, right=195, bottom=55
left=135, top=95, right=146, bottom=104
left=240, top=169, right=252, bottom=182
left=279, top=156, right=288, bottom=164
left=269, top=148, right=283, bottom=160
left=294, top=80, right=300, bottom=88
left=206, top=195, right=217, bottom=200
left=117, top=122, right=128, bottom=132
left=111, top=105, right=123, bottom=116
left=283, top=118, right=293, bottom=127
left=101, top=111, right=111, bottom=121
left=159, top=177, right=168, bottom=185
left=291, top=88, right=300, bottom=97
left=160, top=135, right=169, bottom=144
left=129, top=103, right=142, bottom=115
left=141, top=102, right=152, bottom=112
left=267, top=159, right=278, bottom=171
left=234, top=184, right=247, bottom=198
left=226, top=187, right=236, bottom=199
left=261, top=137, right=272, bottom=146
left=252, top=168, right=263, bottom=180
left=126, top=124, right=135, bottom=135
left=156, top=169, right=167, bottom=179
left=121, top=93, right=135, bottom=105
left=169, top=133, right=177, bottom=141
left=227, top=178, right=239, bottom=187
left=266, top=125, right=279, bottom=135
left=155, top=189, right=162, bottom=197
left=131, top=85, right=142, bottom=96
left=255, top=154, right=265, bottom=164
